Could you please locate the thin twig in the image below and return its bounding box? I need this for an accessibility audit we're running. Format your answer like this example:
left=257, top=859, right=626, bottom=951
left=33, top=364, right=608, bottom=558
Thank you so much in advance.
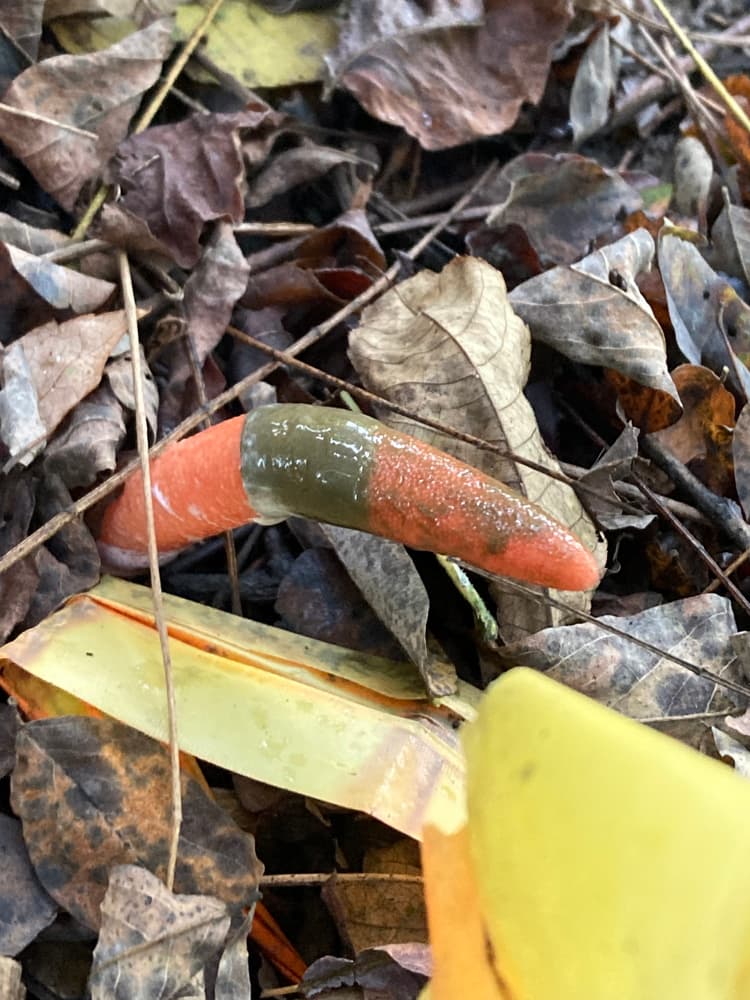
left=72, top=0, right=226, bottom=242
left=634, top=475, right=750, bottom=619
left=118, top=251, right=182, bottom=889
left=650, top=0, right=750, bottom=134
left=260, top=872, right=423, bottom=887
left=0, top=101, right=98, bottom=138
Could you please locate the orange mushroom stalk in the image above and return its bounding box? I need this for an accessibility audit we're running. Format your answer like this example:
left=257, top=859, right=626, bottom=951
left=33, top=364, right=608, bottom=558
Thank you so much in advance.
left=98, top=404, right=600, bottom=591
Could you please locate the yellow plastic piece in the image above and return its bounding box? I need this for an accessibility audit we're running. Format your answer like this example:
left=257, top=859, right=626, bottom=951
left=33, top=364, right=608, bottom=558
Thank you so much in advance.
left=462, top=667, right=750, bottom=999
left=0, top=578, right=476, bottom=840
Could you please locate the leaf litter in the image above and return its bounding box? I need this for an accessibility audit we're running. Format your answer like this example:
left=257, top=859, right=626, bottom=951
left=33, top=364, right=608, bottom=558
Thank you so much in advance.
left=0, top=0, right=750, bottom=994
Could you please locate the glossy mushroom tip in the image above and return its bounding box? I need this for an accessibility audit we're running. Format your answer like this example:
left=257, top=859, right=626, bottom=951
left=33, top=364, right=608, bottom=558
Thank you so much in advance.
left=485, top=523, right=601, bottom=591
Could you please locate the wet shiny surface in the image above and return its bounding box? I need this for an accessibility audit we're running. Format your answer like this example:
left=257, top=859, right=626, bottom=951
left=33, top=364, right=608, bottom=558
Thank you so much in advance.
left=241, top=404, right=381, bottom=530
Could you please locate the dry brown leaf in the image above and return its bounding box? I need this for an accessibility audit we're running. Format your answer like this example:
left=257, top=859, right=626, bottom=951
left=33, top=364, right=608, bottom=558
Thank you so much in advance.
left=44, top=383, right=126, bottom=490
left=103, top=105, right=281, bottom=267
left=0, top=814, right=57, bottom=956
left=710, top=191, right=750, bottom=287
left=510, top=229, right=681, bottom=431
left=0, top=19, right=174, bottom=211
left=570, top=23, right=615, bottom=144
left=88, top=864, right=231, bottom=1000
left=500, top=593, right=746, bottom=722
left=733, top=401, right=750, bottom=519
left=0, top=311, right=130, bottom=466
left=486, top=154, right=642, bottom=267
left=322, top=839, right=427, bottom=954
left=11, top=715, right=263, bottom=931
left=327, top=0, right=573, bottom=150
left=658, top=225, right=750, bottom=399
left=0, top=212, right=70, bottom=255
left=0, top=242, right=115, bottom=345
left=157, top=224, right=250, bottom=428
left=0, top=1, right=44, bottom=61
left=0, top=476, right=38, bottom=642
left=349, top=255, right=604, bottom=642
left=577, top=425, right=655, bottom=531
left=301, top=946, right=429, bottom=1000
left=650, top=364, right=735, bottom=495
left=321, top=525, right=456, bottom=697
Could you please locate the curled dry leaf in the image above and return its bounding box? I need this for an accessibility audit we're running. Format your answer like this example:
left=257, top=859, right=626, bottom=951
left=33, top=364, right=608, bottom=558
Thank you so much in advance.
left=0, top=19, right=174, bottom=211
left=577, top=425, right=655, bottom=531
left=710, top=190, right=750, bottom=286
left=326, top=0, right=572, bottom=150
left=650, top=364, right=736, bottom=495
left=349, top=255, right=604, bottom=641
left=0, top=814, right=57, bottom=957
left=658, top=224, right=750, bottom=398
left=570, top=23, right=614, bottom=144
left=0, top=242, right=116, bottom=344
left=0, top=1, right=44, bottom=61
left=88, top=865, right=231, bottom=1000
left=158, top=223, right=250, bottom=427
left=510, top=228, right=681, bottom=430
left=732, top=402, right=750, bottom=519
left=103, top=106, right=282, bottom=267
left=0, top=476, right=38, bottom=642
left=44, top=383, right=126, bottom=490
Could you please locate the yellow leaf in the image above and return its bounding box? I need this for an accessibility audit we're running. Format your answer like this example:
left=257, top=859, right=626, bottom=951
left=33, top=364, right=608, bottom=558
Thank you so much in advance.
left=176, top=1, right=338, bottom=87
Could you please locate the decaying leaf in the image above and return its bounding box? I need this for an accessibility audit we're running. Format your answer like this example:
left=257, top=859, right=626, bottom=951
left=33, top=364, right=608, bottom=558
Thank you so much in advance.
left=324, top=838, right=427, bottom=952
left=11, top=714, right=263, bottom=930
left=732, top=401, right=750, bottom=519
left=500, top=593, right=746, bottom=722
left=0, top=814, right=57, bottom=956
left=486, top=153, right=642, bottom=266
left=576, top=425, right=655, bottom=531
left=157, top=223, right=250, bottom=428
left=0, top=1, right=44, bottom=61
left=710, top=190, right=750, bottom=286
left=658, top=224, right=750, bottom=398
left=650, top=364, right=735, bottom=495
left=302, top=945, right=430, bottom=1000
left=0, top=241, right=115, bottom=345
left=44, top=383, right=126, bottom=490
left=510, top=229, right=681, bottom=430
left=0, top=311, right=130, bottom=464
left=321, top=525, right=456, bottom=697
left=176, top=0, right=339, bottom=87
left=0, top=18, right=174, bottom=211
left=88, top=865, right=232, bottom=1000
left=102, top=106, right=281, bottom=267
left=570, top=22, right=616, bottom=145
left=327, top=0, right=573, bottom=150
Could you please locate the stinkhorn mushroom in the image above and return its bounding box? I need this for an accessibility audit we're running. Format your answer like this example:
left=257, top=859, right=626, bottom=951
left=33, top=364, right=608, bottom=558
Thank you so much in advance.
left=98, top=404, right=600, bottom=591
